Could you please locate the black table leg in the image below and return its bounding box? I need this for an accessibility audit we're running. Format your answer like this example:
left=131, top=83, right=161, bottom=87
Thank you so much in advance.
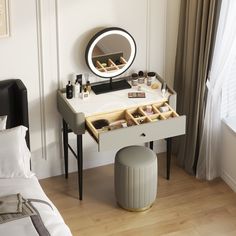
left=166, top=138, right=172, bottom=180
left=62, top=119, right=69, bottom=179
left=150, top=141, right=154, bottom=150
left=77, top=135, right=83, bottom=200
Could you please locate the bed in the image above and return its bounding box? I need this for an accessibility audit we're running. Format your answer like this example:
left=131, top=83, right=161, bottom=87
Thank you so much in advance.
left=0, top=79, right=72, bottom=236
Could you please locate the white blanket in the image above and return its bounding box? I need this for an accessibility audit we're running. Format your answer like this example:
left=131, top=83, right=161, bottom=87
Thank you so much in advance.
left=0, top=177, right=72, bottom=236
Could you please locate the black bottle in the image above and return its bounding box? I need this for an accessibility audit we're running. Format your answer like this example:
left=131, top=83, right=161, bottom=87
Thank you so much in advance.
left=66, top=81, right=73, bottom=99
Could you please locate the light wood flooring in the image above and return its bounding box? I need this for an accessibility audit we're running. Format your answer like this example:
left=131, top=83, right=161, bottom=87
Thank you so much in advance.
left=40, top=154, right=236, bottom=236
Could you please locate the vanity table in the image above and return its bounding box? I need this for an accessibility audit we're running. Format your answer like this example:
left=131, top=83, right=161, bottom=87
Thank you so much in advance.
left=57, top=27, right=186, bottom=200
left=57, top=78, right=186, bottom=200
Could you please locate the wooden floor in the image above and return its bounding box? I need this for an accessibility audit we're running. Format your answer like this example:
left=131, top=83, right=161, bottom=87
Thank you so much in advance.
left=40, top=154, right=236, bottom=236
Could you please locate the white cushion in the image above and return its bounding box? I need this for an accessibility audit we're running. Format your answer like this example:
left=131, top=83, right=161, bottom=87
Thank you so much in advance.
left=0, top=126, right=34, bottom=178
left=0, top=115, right=7, bottom=130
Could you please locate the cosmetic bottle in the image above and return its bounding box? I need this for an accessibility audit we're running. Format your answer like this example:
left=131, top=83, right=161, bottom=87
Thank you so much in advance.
left=76, top=74, right=83, bottom=93
left=73, top=81, right=80, bottom=98
left=161, top=81, right=167, bottom=97
left=66, top=81, right=73, bottom=99
left=82, top=87, right=89, bottom=100
left=86, top=80, right=91, bottom=93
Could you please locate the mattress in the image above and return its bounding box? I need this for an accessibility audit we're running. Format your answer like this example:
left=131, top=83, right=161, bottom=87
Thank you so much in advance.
left=0, top=176, right=72, bottom=236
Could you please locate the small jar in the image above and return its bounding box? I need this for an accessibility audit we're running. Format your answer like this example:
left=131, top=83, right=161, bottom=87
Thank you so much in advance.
left=159, top=105, right=169, bottom=113
left=147, top=72, right=156, bottom=86
left=138, top=71, right=145, bottom=84
left=131, top=73, right=138, bottom=86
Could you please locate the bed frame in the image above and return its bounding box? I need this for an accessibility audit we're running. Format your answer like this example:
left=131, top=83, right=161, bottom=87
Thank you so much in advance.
left=0, top=79, right=30, bottom=149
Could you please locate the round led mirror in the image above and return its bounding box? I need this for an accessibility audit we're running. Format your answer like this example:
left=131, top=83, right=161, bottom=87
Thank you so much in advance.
left=85, top=27, right=136, bottom=79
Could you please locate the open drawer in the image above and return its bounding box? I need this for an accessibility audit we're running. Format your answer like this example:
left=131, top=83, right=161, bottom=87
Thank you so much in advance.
left=86, top=101, right=186, bottom=151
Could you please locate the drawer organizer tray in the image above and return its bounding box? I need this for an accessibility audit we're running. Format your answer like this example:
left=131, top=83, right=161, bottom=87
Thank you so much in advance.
left=86, top=101, right=186, bottom=151
left=92, top=52, right=127, bottom=72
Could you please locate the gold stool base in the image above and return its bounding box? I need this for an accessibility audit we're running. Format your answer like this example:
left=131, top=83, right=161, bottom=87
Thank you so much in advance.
left=117, top=202, right=154, bottom=212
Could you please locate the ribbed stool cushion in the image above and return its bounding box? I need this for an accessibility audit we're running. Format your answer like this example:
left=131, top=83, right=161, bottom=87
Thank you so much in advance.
left=115, top=145, right=157, bottom=211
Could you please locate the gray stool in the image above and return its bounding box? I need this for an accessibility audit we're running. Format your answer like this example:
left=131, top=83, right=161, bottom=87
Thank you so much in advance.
left=114, top=145, right=157, bottom=211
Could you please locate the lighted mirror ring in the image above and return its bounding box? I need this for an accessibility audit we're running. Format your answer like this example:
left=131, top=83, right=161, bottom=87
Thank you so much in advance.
left=85, top=27, right=137, bottom=79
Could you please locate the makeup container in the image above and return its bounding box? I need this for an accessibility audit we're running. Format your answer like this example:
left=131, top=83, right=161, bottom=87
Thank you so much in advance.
left=82, top=87, right=89, bottom=100
left=92, top=119, right=109, bottom=130
left=131, top=73, right=138, bottom=86
left=73, top=81, right=80, bottom=98
left=86, top=80, right=91, bottom=93
left=146, top=105, right=153, bottom=114
left=138, top=71, right=145, bottom=84
left=161, top=81, right=167, bottom=97
left=159, top=105, right=169, bottom=113
left=76, top=74, right=83, bottom=93
left=147, top=72, right=156, bottom=86
left=66, top=81, right=73, bottom=99
left=143, top=105, right=154, bottom=115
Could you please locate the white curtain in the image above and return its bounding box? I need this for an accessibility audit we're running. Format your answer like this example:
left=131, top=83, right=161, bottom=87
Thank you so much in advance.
left=197, top=0, right=236, bottom=180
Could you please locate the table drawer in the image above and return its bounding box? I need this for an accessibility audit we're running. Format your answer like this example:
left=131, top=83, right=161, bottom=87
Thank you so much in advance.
left=86, top=102, right=186, bottom=151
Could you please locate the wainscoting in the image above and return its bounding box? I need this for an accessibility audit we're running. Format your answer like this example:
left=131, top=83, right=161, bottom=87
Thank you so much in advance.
left=0, top=0, right=180, bottom=178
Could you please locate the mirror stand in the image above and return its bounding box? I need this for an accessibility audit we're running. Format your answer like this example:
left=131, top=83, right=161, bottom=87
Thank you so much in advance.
left=91, top=78, right=131, bottom=95
left=85, top=27, right=136, bottom=92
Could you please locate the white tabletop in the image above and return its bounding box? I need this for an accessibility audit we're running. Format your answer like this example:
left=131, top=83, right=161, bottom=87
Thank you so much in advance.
left=63, top=82, right=170, bottom=117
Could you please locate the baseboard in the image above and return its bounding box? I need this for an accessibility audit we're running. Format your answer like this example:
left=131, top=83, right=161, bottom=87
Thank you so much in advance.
left=37, top=141, right=167, bottom=179
left=221, top=170, right=236, bottom=192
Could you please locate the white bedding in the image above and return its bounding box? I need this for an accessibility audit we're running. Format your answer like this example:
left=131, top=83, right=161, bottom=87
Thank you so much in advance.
left=0, top=176, right=72, bottom=236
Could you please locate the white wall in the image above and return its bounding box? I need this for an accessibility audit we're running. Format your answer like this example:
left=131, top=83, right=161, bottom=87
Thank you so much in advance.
left=221, top=121, right=236, bottom=192
left=165, top=0, right=181, bottom=87
left=0, top=0, right=180, bottom=179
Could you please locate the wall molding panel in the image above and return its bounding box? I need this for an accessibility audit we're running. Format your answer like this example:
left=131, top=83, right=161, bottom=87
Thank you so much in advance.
left=35, top=0, right=47, bottom=160
left=146, top=0, right=151, bottom=72
left=0, top=0, right=176, bottom=179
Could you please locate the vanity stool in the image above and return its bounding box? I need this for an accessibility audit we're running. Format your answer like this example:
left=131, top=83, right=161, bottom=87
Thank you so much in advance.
left=114, top=145, right=157, bottom=211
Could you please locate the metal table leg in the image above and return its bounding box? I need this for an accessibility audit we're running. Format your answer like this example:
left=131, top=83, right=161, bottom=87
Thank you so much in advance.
left=166, top=138, right=172, bottom=180
left=150, top=141, right=154, bottom=150
left=62, top=119, right=69, bottom=179
left=77, top=135, right=83, bottom=200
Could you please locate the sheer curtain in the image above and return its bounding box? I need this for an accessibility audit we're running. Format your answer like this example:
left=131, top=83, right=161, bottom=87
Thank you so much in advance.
left=173, top=0, right=221, bottom=175
left=197, top=0, right=236, bottom=180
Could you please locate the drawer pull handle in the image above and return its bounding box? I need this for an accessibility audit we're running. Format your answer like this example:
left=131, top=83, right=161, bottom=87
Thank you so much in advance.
left=140, top=133, right=146, bottom=137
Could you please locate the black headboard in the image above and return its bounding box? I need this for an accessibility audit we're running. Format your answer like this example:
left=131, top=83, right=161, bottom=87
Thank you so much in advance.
left=0, top=79, right=30, bottom=149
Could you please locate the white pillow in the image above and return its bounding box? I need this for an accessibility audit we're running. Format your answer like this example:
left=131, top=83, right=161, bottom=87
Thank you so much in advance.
left=0, top=125, right=34, bottom=178
left=0, top=115, right=7, bottom=130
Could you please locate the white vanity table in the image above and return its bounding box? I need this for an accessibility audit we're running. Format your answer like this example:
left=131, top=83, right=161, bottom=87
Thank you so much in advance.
left=57, top=27, right=186, bottom=200
left=57, top=78, right=186, bottom=200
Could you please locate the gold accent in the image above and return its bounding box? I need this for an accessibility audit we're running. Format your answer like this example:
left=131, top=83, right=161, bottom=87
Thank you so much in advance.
left=117, top=202, right=154, bottom=212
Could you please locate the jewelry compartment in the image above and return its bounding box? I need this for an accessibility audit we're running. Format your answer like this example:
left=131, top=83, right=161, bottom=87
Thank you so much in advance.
left=86, top=109, right=138, bottom=141
left=85, top=102, right=186, bottom=151
left=153, top=102, right=178, bottom=119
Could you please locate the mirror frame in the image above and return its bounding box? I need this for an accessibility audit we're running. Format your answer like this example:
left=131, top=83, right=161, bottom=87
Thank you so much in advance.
left=85, top=27, right=137, bottom=78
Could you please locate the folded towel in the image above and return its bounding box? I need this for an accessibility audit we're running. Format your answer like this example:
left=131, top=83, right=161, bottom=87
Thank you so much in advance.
left=0, top=193, right=22, bottom=214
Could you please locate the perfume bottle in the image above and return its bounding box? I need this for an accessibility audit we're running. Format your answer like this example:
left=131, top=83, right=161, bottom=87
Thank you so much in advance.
left=66, top=81, right=73, bottom=99
left=82, top=87, right=89, bottom=100
left=76, top=74, right=83, bottom=93
left=73, top=81, right=80, bottom=98
left=86, top=80, right=91, bottom=93
left=161, top=81, right=167, bottom=97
